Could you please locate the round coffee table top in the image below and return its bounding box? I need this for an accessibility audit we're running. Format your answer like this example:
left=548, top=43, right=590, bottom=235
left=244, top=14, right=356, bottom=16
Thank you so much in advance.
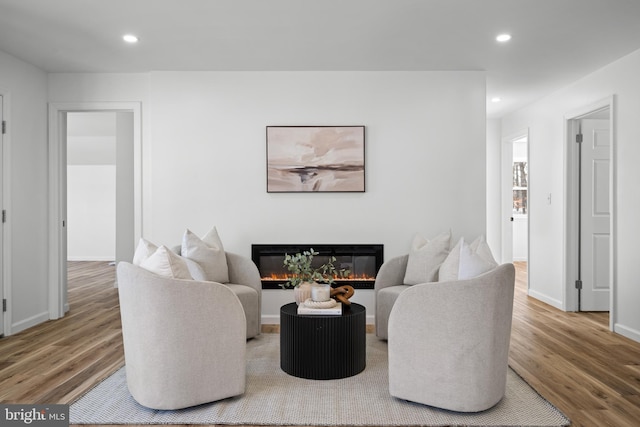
left=280, top=301, right=365, bottom=317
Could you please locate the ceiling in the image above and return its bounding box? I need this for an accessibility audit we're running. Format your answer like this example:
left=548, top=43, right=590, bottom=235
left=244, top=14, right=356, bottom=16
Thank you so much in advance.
left=1, top=0, right=640, bottom=118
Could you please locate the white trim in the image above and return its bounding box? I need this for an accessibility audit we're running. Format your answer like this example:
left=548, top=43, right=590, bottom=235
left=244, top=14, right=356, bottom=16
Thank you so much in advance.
left=563, top=117, right=580, bottom=312
left=261, top=315, right=281, bottom=325
left=11, top=311, right=49, bottom=335
left=67, top=256, right=116, bottom=262
left=614, top=323, right=640, bottom=343
left=1, top=92, right=12, bottom=337
left=528, top=289, right=564, bottom=311
left=563, top=95, right=615, bottom=331
left=48, top=102, right=142, bottom=320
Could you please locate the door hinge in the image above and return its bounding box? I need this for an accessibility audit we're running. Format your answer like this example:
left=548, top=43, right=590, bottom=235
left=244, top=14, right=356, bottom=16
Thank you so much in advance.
left=2, top=299, right=6, bottom=313
left=575, top=279, right=583, bottom=290
left=576, top=133, right=583, bottom=143
left=1, top=210, right=5, bottom=223
left=1, top=120, right=5, bottom=134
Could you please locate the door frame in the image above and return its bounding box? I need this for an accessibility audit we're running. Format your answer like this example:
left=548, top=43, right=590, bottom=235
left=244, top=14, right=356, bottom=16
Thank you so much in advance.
left=48, top=102, right=142, bottom=319
left=564, top=96, right=615, bottom=328
left=0, top=93, right=9, bottom=337
left=501, top=128, right=530, bottom=270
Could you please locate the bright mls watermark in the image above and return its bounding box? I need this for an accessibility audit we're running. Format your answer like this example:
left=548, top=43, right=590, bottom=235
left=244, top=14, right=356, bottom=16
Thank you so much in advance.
left=1, top=405, right=68, bottom=427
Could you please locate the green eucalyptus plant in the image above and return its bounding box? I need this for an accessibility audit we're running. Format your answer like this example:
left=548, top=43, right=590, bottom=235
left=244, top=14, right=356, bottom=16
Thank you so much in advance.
left=279, top=248, right=350, bottom=289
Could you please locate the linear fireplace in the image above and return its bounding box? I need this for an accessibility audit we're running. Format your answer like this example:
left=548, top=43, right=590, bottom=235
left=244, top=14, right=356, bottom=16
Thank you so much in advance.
left=251, top=244, right=384, bottom=290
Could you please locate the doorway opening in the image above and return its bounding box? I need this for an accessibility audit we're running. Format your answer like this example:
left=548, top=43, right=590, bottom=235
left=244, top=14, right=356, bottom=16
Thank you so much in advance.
left=511, top=136, right=529, bottom=263
left=565, top=97, right=614, bottom=328
left=67, top=112, right=117, bottom=264
left=501, top=129, right=530, bottom=289
left=48, top=102, right=141, bottom=320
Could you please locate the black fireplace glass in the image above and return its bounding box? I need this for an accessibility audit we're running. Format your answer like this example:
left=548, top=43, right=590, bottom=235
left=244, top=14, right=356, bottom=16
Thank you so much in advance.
left=251, top=244, right=384, bottom=289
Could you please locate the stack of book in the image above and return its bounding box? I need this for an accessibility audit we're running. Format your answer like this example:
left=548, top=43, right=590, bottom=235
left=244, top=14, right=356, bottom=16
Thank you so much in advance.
left=297, top=302, right=342, bottom=315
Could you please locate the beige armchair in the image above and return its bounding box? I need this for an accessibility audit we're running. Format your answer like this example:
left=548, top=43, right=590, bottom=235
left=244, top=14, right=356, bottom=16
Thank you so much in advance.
left=117, top=262, right=247, bottom=410
left=173, top=247, right=262, bottom=339
left=224, top=252, right=263, bottom=339
left=387, top=263, right=515, bottom=412
left=374, top=254, right=410, bottom=340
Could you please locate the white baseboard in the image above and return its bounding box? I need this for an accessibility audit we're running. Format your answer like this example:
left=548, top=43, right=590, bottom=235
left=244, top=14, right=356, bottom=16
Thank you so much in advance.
left=614, top=323, right=640, bottom=343
left=262, top=315, right=280, bottom=325
left=527, top=289, right=564, bottom=311
left=12, top=311, right=50, bottom=334
left=67, top=256, right=115, bottom=262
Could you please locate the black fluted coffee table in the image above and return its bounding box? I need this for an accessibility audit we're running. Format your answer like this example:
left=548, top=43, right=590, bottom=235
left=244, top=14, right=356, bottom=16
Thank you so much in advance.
left=280, top=302, right=366, bottom=380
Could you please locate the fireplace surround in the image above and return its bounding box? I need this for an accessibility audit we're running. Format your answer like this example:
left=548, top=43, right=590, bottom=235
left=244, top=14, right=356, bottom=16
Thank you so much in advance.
left=251, top=244, right=384, bottom=290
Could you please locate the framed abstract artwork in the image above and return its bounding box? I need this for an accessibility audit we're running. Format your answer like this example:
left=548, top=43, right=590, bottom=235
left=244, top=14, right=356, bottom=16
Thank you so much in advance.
left=266, top=126, right=365, bottom=192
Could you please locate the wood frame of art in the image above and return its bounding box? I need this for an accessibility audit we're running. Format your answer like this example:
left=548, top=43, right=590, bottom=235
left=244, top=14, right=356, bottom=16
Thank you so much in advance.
left=266, top=126, right=365, bottom=193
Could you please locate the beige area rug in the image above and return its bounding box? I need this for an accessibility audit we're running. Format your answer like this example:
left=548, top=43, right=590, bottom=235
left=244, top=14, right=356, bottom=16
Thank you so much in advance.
left=70, top=334, right=569, bottom=426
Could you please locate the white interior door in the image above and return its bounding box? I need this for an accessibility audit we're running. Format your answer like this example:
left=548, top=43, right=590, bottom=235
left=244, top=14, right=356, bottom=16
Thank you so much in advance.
left=512, top=138, right=528, bottom=261
left=501, top=137, right=514, bottom=263
left=501, top=130, right=529, bottom=264
left=579, top=118, right=610, bottom=311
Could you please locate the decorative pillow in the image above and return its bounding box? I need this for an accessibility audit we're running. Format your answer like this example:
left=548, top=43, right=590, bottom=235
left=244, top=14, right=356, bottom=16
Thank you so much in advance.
left=182, top=257, right=208, bottom=282
left=181, top=227, right=229, bottom=283
left=403, top=231, right=451, bottom=284
left=139, top=245, right=193, bottom=279
left=469, top=235, right=498, bottom=267
left=439, top=236, right=498, bottom=282
left=132, top=238, right=158, bottom=266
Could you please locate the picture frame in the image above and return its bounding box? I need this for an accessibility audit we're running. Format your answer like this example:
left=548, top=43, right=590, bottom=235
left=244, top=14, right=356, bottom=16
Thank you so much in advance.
left=266, top=126, right=365, bottom=193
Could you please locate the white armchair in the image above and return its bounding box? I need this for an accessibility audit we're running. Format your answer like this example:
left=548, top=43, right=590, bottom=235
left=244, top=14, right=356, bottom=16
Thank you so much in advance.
left=374, top=254, right=410, bottom=340
left=387, top=263, right=515, bottom=412
left=117, top=262, right=247, bottom=410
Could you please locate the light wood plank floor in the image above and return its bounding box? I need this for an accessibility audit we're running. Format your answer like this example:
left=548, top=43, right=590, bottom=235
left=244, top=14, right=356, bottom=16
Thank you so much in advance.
left=1, top=261, right=639, bottom=426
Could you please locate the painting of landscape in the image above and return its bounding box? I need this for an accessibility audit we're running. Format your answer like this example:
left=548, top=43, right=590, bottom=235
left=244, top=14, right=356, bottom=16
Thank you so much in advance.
left=266, top=126, right=365, bottom=192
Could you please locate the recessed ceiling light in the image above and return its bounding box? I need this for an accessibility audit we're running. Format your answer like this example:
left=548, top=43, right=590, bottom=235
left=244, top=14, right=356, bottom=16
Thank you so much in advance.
left=496, top=34, right=512, bottom=42
left=123, top=34, right=139, bottom=43
left=491, top=97, right=502, bottom=103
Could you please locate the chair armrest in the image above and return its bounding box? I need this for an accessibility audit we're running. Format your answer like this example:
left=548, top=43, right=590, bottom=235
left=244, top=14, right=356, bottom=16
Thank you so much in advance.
left=374, top=254, right=409, bottom=295
left=226, top=251, right=262, bottom=309
left=226, top=252, right=261, bottom=290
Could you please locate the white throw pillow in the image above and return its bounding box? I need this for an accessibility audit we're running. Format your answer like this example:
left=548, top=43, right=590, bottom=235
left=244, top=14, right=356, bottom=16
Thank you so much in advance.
left=403, top=231, right=451, bottom=284
left=139, top=245, right=193, bottom=280
left=469, top=235, right=498, bottom=267
left=181, top=227, right=229, bottom=283
left=439, top=236, right=498, bottom=282
left=132, top=238, right=158, bottom=266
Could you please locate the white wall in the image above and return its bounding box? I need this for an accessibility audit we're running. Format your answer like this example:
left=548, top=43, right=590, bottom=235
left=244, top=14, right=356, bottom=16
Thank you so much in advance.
left=49, top=70, right=487, bottom=324
left=67, top=165, right=116, bottom=260
left=67, top=112, right=117, bottom=261
left=501, top=48, right=640, bottom=342
left=0, top=50, right=49, bottom=334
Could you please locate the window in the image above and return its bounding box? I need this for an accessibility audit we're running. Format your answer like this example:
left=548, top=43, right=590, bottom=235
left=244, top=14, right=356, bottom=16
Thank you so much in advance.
left=513, top=161, right=528, bottom=215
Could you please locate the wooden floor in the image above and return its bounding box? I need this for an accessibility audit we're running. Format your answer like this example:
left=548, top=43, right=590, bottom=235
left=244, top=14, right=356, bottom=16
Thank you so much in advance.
left=1, top=261, right=639, bottom=426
